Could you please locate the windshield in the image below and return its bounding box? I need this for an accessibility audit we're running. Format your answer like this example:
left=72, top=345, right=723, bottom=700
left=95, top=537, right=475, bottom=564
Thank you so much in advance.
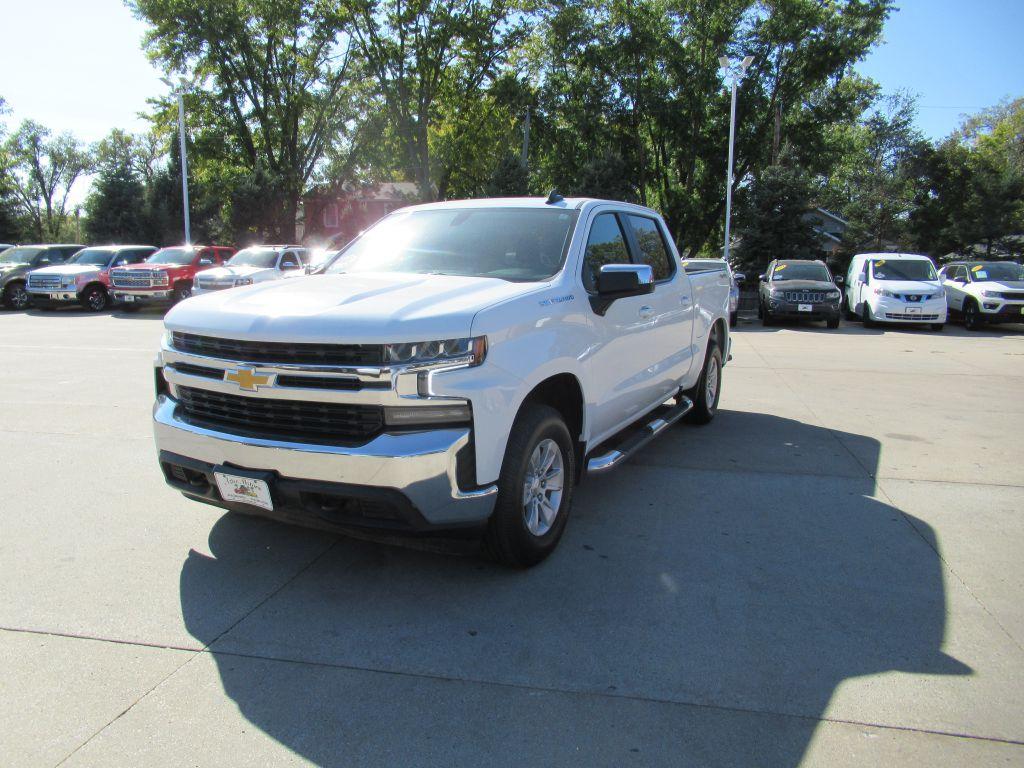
left=871, top=259, right=936, bottom=281
left=968, top=262, right=1023, bottom=282
left=227, top=248, right=278, bottom=268
left=326, top=207, right=579, bottom=282
left=0, top=246, right=43, bottom=265
left=69, top=248, right=116, bottom=267
left=771, top=263, right=831, bottom=281
left=146, top=248, right=195, bottom=265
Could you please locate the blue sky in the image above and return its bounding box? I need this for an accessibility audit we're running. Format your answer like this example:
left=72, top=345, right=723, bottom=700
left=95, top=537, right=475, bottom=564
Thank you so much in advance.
left=0, top=0, right=1021, bottom=149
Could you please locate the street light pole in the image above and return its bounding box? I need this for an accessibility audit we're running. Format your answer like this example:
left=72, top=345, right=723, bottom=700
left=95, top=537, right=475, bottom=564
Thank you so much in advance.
left=162, top=77, right=191, bottom=244
left=719, top=55, right=753, bottom=266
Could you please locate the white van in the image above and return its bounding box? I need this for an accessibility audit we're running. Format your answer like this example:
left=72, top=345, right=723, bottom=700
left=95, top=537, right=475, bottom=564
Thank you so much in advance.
left=844, top=252, right=946, bottom=331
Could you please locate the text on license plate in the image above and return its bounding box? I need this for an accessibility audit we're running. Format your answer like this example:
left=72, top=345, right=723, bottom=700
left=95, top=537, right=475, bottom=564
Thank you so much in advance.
left=906, top=307, right=922, bottom=315
left=798, top=304, right=812, bottom=312
left=123, top=295, right=135, bottom=302
left=214, top=472, right=274, bottom=511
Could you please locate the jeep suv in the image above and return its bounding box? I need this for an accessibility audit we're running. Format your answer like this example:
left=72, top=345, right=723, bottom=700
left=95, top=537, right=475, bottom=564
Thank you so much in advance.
left=758, top=259, right=843, bottom=328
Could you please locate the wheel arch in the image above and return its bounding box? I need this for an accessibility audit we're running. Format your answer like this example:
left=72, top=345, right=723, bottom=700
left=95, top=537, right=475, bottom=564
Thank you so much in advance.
left=515, top=373, right=586, bottom=482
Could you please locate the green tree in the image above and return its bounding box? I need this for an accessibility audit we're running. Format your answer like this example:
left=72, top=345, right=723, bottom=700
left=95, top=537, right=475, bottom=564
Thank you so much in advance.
left=734, top=152, right=821, bottom=272
left=3, top=120, right=92, bottom=242
left=131, top=0, right=359, bottom=239
left=345, top=0, right=530, bottom=201
left=0, top=96, right=24, bottom=242
left=84, top=130, right=149, bottom=243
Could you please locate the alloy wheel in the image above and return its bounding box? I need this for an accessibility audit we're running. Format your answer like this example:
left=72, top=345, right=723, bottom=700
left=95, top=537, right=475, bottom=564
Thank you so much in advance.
left=521, top=438, right=565, bottom=537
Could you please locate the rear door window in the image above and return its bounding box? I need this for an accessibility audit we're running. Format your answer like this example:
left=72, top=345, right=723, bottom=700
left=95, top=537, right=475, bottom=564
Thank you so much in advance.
left=626, top=215, right=674, bottom=282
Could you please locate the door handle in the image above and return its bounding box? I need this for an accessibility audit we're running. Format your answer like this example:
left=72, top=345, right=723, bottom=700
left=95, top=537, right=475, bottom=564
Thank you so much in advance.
left=638, top=305, right=655, bottom=319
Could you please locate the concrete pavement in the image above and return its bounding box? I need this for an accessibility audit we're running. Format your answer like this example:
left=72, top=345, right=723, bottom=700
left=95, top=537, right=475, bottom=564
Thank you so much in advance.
left=1, top=307, right=1022, bottom=767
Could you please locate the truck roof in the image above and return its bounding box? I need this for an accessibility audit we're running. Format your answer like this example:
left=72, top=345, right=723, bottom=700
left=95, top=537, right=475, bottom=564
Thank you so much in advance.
left=402, top=196, right=662, bottom=217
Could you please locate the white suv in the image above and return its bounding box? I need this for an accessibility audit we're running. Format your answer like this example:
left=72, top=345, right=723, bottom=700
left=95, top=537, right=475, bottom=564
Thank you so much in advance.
left=845, top=252, right=946, bottom=331
left=939, top=261, right=1024, bottom=330
left=193, top=245, right=309, bottom=294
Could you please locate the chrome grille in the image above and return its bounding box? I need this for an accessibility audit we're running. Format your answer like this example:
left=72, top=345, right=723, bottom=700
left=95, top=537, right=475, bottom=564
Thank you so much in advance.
left=112, top=270, right=154, bottom=288
left=197, top=278, right=232, bottom=291
left=784, top=291, right=829, bottom=302
left=28, top=274, right=62, bottom=289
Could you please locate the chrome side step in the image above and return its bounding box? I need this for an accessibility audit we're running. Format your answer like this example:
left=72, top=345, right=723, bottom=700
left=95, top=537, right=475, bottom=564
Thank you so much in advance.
left=586, top=396, right=694, bottom=475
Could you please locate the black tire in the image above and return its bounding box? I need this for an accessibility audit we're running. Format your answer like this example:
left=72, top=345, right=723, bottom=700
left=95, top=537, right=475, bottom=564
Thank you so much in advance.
left=2, top=281, right=31, bottom=310
left=963, top=300, right=983, bottom=331
left=931, top=323, right=944, bottom=332
left=827, top=316, right=840, bottom=329
left=761, top=304, right=774, bottom=326
left=685, top=339, right=723, bottom=425
left=843, top=298, right=857, bottom=321
left=756, top=299, right=763, bottom=319
left=729, top=310, right=738, bottom=327
left=861, top=302, right=876, bottom=328
left=80, top=285, right=109, bottom=312
left=172, top=282, right=193, bottom=303
left=484, top=404, right=575, bottom=568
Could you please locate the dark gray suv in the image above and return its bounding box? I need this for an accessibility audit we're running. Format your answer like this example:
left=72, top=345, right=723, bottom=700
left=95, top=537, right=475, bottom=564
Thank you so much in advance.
left=0, top=244, right=85, bottom=309
left=758, top=259, right=843, bottom=328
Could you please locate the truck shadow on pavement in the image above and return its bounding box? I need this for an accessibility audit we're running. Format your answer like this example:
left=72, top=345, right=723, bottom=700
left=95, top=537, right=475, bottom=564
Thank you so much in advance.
left=179, top=411, right=969, bottom=767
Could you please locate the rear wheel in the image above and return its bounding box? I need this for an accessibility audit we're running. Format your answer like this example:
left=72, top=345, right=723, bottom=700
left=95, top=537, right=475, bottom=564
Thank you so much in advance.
left=685, top=339, right=723, bottom=425
left=80, top=285, right=108, bottom=312
left=963, top=300, right=984, bottom=331
left=485, top=405, right=575, bottom=567
left=3, top=282, right=30, bottom=310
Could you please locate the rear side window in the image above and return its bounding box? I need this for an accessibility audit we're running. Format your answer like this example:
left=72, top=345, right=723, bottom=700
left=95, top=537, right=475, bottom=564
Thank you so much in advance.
left=582, top=214, right=631, bottom=292
left=627, top=215, right=674, bottom=281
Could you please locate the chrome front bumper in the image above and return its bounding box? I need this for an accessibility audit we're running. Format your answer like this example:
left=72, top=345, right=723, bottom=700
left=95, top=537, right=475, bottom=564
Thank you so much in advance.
left=153, top=395, right=497, bottom=527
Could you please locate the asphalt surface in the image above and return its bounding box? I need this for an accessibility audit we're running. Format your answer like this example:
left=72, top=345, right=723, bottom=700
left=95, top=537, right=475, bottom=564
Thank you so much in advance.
left=1, top=306, right=1022, bottom=767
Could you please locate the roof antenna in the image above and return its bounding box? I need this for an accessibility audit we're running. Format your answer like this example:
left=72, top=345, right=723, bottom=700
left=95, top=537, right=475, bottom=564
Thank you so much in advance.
left=545, top=189, right=564, bottom=205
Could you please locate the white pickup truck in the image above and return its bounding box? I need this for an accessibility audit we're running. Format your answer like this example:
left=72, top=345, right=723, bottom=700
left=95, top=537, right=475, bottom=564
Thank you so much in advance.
left=153, top=196, right=731, bottom=565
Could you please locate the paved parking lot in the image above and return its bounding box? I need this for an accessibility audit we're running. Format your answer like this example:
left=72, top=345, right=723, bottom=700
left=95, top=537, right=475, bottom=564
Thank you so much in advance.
left=1, top=308, right=1023, bottom=767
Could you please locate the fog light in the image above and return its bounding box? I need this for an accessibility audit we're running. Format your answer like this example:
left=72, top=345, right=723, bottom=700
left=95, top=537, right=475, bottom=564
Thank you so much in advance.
left=984, top=303, right=998, bottom=310
left=383, top=404, right=471, bottom=426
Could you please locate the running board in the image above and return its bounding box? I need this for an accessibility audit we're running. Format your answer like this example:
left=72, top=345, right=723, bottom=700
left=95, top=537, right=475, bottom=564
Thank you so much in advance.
left=586, top=396, right=694, bottom=475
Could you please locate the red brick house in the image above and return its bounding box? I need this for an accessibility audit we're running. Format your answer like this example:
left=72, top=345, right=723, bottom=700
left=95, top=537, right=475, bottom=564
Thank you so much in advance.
left=300, top=182, right=419, bottom=247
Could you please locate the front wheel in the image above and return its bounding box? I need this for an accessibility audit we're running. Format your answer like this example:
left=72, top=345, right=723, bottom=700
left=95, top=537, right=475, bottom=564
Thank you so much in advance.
left=485, top=405, right=575, bottom=567
left=685, top=340, right=723, bottom=425
left=931, top=323, right=945, bottom=332
left=3, top=282, right=30, bottom=310
left=172, top=283, right=193, bottom=303
left=827, top=316, right=840, bottom=329
left=80, top=285, right=109, bottom=312
left=861, top=302, right=876, bottom=328
left=963, top=301, right=983, bottom=331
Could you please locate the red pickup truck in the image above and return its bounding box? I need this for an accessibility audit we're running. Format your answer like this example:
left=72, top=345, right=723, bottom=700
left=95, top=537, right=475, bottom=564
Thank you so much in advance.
left=110, top=245, right=235, bottom=309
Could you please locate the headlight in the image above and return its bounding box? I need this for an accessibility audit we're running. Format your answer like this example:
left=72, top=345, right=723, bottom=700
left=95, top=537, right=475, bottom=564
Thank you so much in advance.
left=234, top=277, right=253, bottom=286
left=827, top=290, right=840, bottom=298
left=61, top=276, right=76, bottom=289
left=980, top=290, right=1000, bottom=298
left=873, top=288, right=897, bottom=297
left=384, top=337, right=487, bottom=367
left=153, top=272, right=169, bottom=285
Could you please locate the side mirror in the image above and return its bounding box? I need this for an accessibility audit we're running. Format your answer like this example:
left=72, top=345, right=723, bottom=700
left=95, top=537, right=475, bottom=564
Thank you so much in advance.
left=758, top=274, right=767, bottom=282
left=834, top=275, right=844, bottom=286
left=592, top=263, right=654, bottom=315
left=734, top=272, right=746, bottom=283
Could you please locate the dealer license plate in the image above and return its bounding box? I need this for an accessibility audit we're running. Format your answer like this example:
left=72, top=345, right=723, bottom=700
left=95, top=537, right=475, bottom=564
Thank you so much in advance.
left=214, top=472, right=274, bottom=511
left=123, top=295, right=135, bottom=302
left=798, top=304, right=812, bottom=312
left=906, top=307, right=922, bottom=315
left=49, top=293, right=61, bottom=300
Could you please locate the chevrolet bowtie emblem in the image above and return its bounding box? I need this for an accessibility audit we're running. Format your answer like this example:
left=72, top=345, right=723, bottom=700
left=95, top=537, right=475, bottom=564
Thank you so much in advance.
left=224, top=368, right=271, bottom=391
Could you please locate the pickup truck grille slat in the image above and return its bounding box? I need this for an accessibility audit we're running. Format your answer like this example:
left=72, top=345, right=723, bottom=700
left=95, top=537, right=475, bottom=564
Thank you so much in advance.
left=112, top=270, right=155, bottom=288
left=29, top=274, right=62, bottom=289
left=171, top=332, right=384, bottom=366
left=176, top=386, right=384, bottom=444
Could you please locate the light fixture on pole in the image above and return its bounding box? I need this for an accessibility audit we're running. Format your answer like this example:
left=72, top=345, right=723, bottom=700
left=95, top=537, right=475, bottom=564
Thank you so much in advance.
left=719, top=54, right=754, bottom=266
left=160, top=76, right=192, bottom=244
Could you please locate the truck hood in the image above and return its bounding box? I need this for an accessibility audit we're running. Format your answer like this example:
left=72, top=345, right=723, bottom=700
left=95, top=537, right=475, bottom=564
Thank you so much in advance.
left=165, top=272, right=543, bottom=344
left=199, top=266, right=274, bottom=280
left=30, top=264, right=103, bottom=278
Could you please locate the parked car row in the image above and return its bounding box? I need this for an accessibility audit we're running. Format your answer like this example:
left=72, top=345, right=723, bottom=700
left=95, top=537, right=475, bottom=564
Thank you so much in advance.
left=0, top=242, right=341, bottom=312
left=747, top=252, right=1024, bottom=332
